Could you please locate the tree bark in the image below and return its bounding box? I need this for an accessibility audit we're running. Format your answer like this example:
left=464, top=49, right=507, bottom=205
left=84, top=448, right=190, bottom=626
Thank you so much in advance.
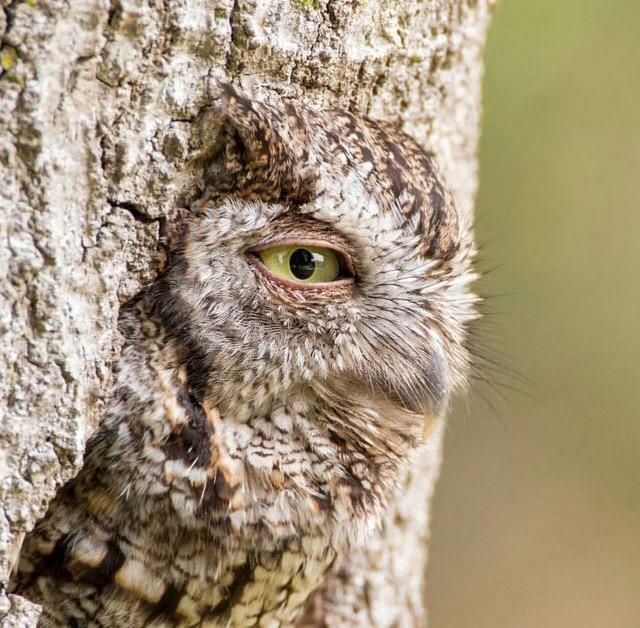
left=0, top=0, right=492, bottom=624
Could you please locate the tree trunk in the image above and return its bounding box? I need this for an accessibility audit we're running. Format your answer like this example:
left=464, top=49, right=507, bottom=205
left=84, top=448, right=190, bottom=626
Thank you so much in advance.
left=0, top=0, right=492, bottom=624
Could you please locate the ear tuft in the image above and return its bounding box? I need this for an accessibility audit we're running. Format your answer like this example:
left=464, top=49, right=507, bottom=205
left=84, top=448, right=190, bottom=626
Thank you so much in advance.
left=204, top=83, right=321, bottom=204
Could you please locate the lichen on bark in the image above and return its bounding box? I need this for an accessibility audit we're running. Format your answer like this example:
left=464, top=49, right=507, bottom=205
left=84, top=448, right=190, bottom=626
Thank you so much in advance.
left=0, top=1, right=492, bottom=624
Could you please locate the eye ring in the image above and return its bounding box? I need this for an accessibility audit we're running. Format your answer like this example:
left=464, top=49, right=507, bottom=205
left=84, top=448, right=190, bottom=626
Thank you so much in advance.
left=247, top=239, right=356, bottom=290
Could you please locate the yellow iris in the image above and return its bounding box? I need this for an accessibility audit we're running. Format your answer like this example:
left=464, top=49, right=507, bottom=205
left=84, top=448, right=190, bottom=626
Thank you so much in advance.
left=258, top=245, right=341, bottom=283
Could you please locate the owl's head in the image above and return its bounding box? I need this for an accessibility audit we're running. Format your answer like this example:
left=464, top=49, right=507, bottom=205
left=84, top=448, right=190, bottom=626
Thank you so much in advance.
left=154, top=85, right=477, bottom=468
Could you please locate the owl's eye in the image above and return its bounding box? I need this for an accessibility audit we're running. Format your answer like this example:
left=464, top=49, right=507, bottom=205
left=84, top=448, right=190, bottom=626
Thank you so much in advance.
left=252, top=244, right=352, bottom=285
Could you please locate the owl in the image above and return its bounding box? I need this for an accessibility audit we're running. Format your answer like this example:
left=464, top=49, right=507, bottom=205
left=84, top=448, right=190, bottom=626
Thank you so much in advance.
left=10, top=84, right=478, bottom=627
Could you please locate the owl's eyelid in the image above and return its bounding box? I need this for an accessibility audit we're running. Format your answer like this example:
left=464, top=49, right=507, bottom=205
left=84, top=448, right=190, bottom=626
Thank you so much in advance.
left=250, top=261, right=356, bottom=292
left=247, top=238, right=356, bottom=277
left=246, top=238, right=356, bottom=291
left=247, top=254, right=356, bottom=291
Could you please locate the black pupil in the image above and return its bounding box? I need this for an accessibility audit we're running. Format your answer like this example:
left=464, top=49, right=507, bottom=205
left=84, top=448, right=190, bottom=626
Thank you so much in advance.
left=289, top=248, right=316, bottom=280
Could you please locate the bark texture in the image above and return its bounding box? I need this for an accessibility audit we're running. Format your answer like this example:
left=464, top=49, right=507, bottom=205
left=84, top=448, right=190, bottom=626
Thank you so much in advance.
left=0, top=0, right=492, bottom=624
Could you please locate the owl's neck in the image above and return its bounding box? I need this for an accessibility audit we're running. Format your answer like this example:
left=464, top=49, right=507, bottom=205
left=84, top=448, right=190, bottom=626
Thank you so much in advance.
left=13, top=290, right=410, bottom=626
left=102, top=295, right=406, bottom=553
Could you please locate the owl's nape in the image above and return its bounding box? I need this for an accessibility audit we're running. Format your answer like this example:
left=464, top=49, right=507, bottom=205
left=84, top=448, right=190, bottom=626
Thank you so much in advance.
left=10, top=86, right=477, bottom=627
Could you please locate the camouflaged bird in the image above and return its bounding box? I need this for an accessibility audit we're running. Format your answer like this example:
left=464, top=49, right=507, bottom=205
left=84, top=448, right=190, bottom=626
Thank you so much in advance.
left=10, top=85, right=478, bottom=627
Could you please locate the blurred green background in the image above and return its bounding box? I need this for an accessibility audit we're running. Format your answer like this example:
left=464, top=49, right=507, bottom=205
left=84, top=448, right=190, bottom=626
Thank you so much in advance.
left=427, top=2, right=640, bottom=627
